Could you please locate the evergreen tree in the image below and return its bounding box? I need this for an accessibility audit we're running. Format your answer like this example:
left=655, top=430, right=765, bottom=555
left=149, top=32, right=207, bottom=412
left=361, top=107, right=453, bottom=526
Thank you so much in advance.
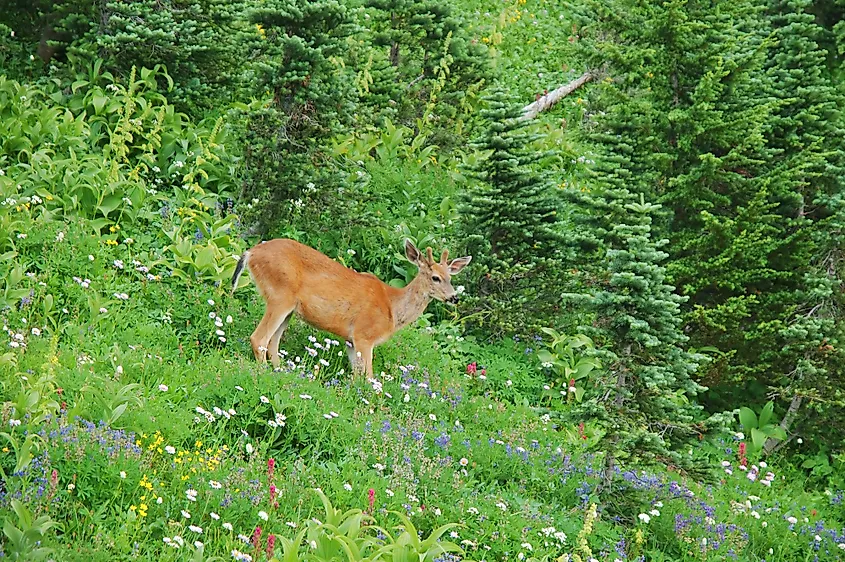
left=240, top=0, right=357, bottom=234
left=567, top=0, right=845, bottom=448
left=0, top=0, right=248, bottom=114
left=759, top=0, right=845, bottom=447
left=363, top=0, right=490, bottom=138
left=564, top=186, right=717, bottom=477
left=458, top=88, right=567, bottom=336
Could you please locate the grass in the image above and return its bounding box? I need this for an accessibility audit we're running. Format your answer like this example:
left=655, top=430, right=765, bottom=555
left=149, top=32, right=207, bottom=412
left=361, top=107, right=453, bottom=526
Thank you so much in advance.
left=1, top=216, right=843, bottom=561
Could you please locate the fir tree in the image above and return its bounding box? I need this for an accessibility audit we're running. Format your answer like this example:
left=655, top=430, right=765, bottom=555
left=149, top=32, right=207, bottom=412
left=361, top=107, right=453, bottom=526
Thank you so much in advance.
left=364, top=0, right=489, bottom=136
left=759, top=0, right=845, bottom=447
left=564, top=158, right=721, bottom=479
left=458, top=88, right=566, bottom=336
left=241, top=0, right=357, bottom=234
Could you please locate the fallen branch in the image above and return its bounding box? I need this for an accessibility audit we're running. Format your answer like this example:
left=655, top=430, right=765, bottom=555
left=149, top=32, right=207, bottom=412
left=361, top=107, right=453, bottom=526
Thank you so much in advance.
left=520, top=70, right=594, bottom=120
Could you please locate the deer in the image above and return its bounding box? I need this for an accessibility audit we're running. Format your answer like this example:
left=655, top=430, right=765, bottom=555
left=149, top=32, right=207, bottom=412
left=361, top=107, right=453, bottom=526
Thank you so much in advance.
left=231, top=238, right=471, bottom=377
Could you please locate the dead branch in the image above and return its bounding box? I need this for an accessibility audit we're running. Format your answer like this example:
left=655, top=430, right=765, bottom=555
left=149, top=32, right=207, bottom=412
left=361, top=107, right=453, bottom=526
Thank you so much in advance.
left=520, top=71, right=595, bottom=120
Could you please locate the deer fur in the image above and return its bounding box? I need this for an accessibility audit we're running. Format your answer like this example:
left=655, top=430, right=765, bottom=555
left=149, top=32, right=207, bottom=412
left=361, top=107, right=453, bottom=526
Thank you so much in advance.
left=231, top=238, right=471, bottom=376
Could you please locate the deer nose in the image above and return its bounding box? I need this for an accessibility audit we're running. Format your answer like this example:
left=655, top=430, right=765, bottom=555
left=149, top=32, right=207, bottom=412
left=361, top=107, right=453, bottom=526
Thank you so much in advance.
left=446, top=295, right=459, bottom=305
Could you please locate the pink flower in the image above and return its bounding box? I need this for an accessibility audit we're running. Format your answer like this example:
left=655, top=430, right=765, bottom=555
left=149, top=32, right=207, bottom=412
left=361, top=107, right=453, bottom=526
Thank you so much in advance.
left=368, top=488, right=375, bottom=512
left=266, top=534, right=276, bottom=559
left=466, top=362, right=477, bottom=375
left=269, top=484, right=278, bottom=507
left=268, top=458, right=275, bottom=482
left=252, top=526, right=262, bottom=550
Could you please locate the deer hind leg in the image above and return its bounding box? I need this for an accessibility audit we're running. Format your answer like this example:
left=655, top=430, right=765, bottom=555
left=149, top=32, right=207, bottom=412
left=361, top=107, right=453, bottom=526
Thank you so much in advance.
left=250, top=300, right=295, bottom=364
left=350, top=340, right=375, bottom=378
left=267, top=312, right=293, bottom=369
left=346, top=344, right=364, bottom=376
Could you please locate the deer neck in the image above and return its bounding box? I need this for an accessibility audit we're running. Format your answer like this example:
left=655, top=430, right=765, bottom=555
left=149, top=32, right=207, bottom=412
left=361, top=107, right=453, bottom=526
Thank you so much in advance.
left=392, top=275, right=432, bottom=330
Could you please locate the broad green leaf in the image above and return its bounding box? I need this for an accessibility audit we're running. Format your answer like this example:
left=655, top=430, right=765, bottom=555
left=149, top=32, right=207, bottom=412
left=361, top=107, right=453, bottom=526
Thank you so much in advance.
left=194, top=246, right=216, bottom=272
left=738, top=407, right=758, bottom=430
left=750, top=428, right=766, bottom=451
left=536, top=349, right=556, bottom=364
left=758, top=401, right=774, bottom=428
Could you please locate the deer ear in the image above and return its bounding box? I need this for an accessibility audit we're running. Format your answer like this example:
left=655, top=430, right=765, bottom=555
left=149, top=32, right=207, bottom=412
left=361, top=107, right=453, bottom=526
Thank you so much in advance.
left=448, top=256, right=472, bottom=275
left=404, top=239, right=422, bottom=265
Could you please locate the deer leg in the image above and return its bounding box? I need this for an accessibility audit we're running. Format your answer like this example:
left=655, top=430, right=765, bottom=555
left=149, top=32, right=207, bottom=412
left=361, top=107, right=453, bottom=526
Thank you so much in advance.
left=346, top=344, right=364, bottom=376
left=250, top=301, right=294, bottom=364
left=268, top=312, right=293, bottom=369
left=352, top=342, right=374, bottom=378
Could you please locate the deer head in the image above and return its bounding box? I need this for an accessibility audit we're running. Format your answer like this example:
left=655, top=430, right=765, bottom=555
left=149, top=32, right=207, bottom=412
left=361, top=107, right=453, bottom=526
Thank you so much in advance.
left=404, top=239, right=472, bottom=304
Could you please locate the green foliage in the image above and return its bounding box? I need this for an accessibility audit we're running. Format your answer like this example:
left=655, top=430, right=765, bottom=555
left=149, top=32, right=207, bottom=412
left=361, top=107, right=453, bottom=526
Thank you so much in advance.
left=738, top=401, right=787, bottom=454
left=361, top=0, right=491, bottom=139
left=563, top=189, right=719, bottom=474
left=458, top=87, right=568, bottom=337
left=535, top=330, right=601, bottom=404
left=567, top=0, right=845, bottom=452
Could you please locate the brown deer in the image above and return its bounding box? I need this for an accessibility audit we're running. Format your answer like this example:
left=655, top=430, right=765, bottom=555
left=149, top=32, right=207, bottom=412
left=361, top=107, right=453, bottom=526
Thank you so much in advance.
left=231, top=238, right=471, bottom=376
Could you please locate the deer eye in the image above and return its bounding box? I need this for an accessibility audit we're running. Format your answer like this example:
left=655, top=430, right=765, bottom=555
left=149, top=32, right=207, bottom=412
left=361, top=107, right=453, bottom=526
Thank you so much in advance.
left=432, top=275, right=441, bottom=283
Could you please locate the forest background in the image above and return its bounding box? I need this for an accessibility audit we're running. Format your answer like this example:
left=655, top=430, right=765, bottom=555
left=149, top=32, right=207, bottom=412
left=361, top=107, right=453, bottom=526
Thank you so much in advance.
left=0, top=0, right=843, bottom=560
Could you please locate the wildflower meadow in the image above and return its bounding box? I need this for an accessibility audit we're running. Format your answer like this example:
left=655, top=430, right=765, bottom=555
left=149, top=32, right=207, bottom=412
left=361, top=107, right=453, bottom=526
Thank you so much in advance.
left=1, top=0, right=844, bottom=561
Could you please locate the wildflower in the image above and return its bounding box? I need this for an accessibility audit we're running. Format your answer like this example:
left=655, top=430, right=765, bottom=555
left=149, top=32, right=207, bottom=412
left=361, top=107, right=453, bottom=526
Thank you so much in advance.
left=260, top=395, right=270, bottom=403
left=638, top=513, right=651, bottom=524
left=506, top=380, right=513, bottom=387
left=231, top=550, right=253, bottom=562
left=459, top=458, right=469, bottom=467
left=323, top=414, right=332, bottom=419
left=429, top=414, right=437, bottom=422
left=252, top=526, right=263, bottom=549
left=207, top=299, right=215, bottom=306
left=210, top=480, right=222, bottom=489
left=649, top=509, right=660, bottom=517
left=787, top=516, right=798, bottom=525
left=186, top=489, right=198, bottom=501
left=226, top=315, right=233, bottom=323
left=114, top=259, right=124, bottom=269
left=182, top=509, right=191, bottom=519
left=275, top=413, right=286, bottom=426
left=223, top=522, right=234, bottom=531
left=165, top=446, right=176, bottom=454
left=189, top=525, right=203, bottom=533
left=385, top=488, right=394, bottom=497
left=31, top=327, right=41, bottom=336
left=211, top=512, right=220, bottom=520
left=299, top=394, right=312, bottom=400
left=159, top=384, right=169, bottom=392
left=246, top=443, right=254, bottom=454
left=120, top=471, right=127, bottom=479
left=267, top=534, right=276, bottom=559
left=258, top=511, right=269, bottom=521
left=344, top=483, right=353, bottom=491
left=195, top=541, right=204, bottom=549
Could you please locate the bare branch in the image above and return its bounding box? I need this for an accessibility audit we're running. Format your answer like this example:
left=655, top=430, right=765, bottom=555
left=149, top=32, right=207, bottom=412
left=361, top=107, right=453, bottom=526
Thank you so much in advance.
left=520, top=71, right=595, bottom=120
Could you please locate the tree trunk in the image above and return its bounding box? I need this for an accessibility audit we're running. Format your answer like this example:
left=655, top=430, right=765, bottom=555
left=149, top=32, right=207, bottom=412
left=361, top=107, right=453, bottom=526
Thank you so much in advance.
left=763, top=394, right=802, bottom=455
left=520, top=71, right=594, bottom=120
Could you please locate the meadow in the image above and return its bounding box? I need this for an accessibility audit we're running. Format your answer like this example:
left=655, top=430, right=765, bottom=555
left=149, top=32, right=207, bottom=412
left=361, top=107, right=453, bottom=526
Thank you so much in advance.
left=1, top=0, right=844, bottom=560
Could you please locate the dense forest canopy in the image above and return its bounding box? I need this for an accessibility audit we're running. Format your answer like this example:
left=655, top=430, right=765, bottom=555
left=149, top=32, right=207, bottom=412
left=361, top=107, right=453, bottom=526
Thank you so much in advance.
left=0, top=0, right=843, bottom=560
